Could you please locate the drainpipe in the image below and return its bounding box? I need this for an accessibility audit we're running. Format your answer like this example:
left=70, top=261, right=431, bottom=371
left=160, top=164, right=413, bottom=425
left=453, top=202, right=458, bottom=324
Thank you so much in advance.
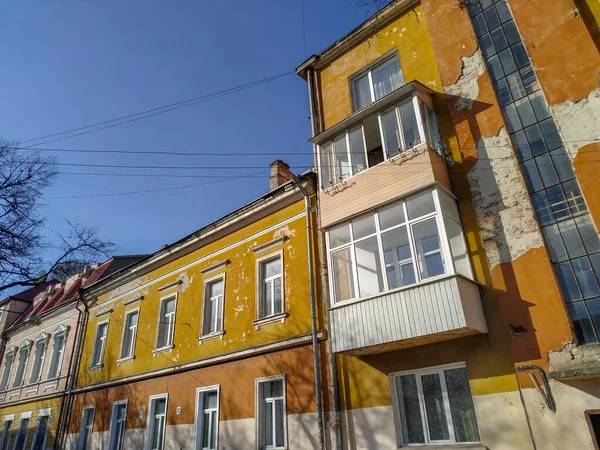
left=56, top=293, right=89, bottom=449
left=291, top=175, right=324, bottom=450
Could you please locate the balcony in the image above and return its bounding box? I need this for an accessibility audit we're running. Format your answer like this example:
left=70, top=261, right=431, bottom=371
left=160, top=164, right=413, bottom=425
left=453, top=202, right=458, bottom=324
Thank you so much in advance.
left=328, top=274, right=487, bottom=354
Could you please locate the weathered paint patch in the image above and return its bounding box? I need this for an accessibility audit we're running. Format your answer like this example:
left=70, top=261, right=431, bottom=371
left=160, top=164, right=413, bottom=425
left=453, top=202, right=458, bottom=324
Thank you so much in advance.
left=467, top=127, right=544, bottom=269
left=443, top=47, right=485, bottom=110
left=178, top=271, right=190, bottom=293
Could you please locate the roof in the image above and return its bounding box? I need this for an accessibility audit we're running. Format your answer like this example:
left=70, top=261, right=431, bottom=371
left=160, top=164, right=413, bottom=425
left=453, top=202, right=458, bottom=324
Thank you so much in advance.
left=0, top=281, right=59, bottom=307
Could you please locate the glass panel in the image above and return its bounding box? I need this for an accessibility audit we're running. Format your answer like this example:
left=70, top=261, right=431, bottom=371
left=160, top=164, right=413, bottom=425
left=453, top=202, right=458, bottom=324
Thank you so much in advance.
left=273, top=277, right=283, bottom=314
left=32, top=416, right=48, bottom=450
left=396, top=375, right=425, bottom=444
left=334, top=134, right=351, bottom=182
left=483, top=4, right=501, bottom=29
left=480, top=33, right=496, bottom=60
left=444, top=368, right=480, bottom=443
left=558, top=219, right=585, bottom=259
left=275, top=399, right=285, bottom=447
left=352, top=214, right=376, bottom=240
left=539, top=118, right=563, bottom=151
left=331, top=248, right=355, bottom=302
left=498, top=47, right=517, bottom=76
left=353, top=74, right=372, bottom=110
left=407, top=191, right=435, bottom=220
left=491, top=27, right=508, bottom=53
left=554, top=261, right=582, bottom=302
left=487, top=55, right=504, bottom=82
left=543, top=224, right=567, bottom=262
left=529, top=91, right=551, bottom=121
left=363, top=113, right=384, bottom=167
left=495, top=0, right=512, bottom=22
left=568, top=301, right=597, bottom=344
left=319, top=143, right=334, bottom=189
left=355, top=237, right=384, bottom=297
left=329, top=223, right=351, bottom=248
left=502, top=104, right=521, bottom=133
left=514, top=97, right=536, bottom=127
left=563, top=179, right=587, bottom=215
left=349, top=126, right=367, bottom=174
left=439, top=190, right=461, bottom=223
left=446, top=219, right=473, bottom=279
left=399, top=100, right=420, bottom=148
left=506, top=71, right=526, bottom=101
left=546, top=185, right=570, bottom=221
left=421, top=373, right=450, bottom=441
left=164, top=299, right=175, bottom=315
left=413, top=218, right=444, bottom=279
left=550, top=147, right=574, bottom=182
left=155, top=398, right=166, bottom=415
left=264, top=401, right=273, bottom=447
left=522, top=159, right=543, bottom=193
left=511, top=42, right=529, bottom=68
left=535, top=155, right=559, bottom=188
left=15, top=419, right=29, bottom=450
left=378, top=201, right=406, bottom=230
left=575, top=214, right=600, bottom=254
left=372, top=57, right=403, bottom=100
left=572, top=257, right=600, bottom=298
left=586, top=298, right=600, bottom=344
left=472, top=13, right=488, bottom=37
left=204, top=391, right=218, bottom=410
left=502, top=19, right=520, bottom=44
left=381, top=108, right=401, bottom=155
left=520, top=66, right=539, bottom=93
left=513, top=130, right=531, bottom=161
left=524, top=124, right=547, bottom=157
left=382, top=227, right=415, bottom=289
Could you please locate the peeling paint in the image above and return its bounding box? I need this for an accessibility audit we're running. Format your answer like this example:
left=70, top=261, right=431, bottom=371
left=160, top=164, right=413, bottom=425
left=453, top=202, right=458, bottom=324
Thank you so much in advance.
left=444, top=47, right=485, bottom=110
left=273, top=225, right=295, bottom=239
left=550, top=85, right=600, bottom=161
left=467, top=127, right=544, bottom=268
left=178, top=272, right=190, bottom=293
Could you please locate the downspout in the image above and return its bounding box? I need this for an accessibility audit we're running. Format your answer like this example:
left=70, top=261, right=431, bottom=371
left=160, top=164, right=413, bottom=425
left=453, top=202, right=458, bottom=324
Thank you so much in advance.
left=56, top=293, right=89, bottom=449
left=291, top=175, right=325, bottom=450
left=307, top=66, right=342, bottom=450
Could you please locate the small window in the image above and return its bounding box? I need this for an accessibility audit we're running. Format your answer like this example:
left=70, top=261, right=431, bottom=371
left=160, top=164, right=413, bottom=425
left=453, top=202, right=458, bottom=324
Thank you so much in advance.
left=156, top=297, right=176, bottom=350
left=352, top=54, right=404, bottom=110
left=13, top=418, right=29, bottom=450
left=257, top=376, right=286, bottom=450
left=391, top=364, right=480, bottom=446
left=47, top=331, right=67, bottom=379
left=257, top=254, right=283, bottom=319
left=12, top=343, right=31, bottom=388
left=108, top=401, right=128, bottom=450
left=29, top=335, right=48, bottom=384
left=32, top=414, right=49, bottom=450
left=195, top=387, right=219, bottom=450
left=0, top=420, right=12, bottom=450
left=78, top=407, right=95, bottom=450
left=120, top=310, right=139, bottom=360
left=90, top=322, right=108, bottom=368
left=202, top=277, right=225, bottom=336
left=146, top=395, right=168, bottom=450
left=0, top=351, right=14, bottom=391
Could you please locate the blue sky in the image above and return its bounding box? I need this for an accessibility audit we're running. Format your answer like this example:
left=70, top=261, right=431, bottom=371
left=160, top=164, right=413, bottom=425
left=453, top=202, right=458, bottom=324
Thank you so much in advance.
left=0, top=1, right=377, bottom=258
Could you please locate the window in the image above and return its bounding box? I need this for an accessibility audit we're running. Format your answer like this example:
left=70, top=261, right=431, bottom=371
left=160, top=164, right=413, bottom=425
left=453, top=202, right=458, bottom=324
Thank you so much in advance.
left=32, top=414, right=49, bottom=450
left=29, top=335, right=49, bottom=384
left=0, top=350, right=14, bottom=391
left=257, top=254, right=283, bottom=319
left=202, top=277, right=225, bottom=336
left=78, top=407, right=95, bottom=450
left=0, top=420, right=11, bottom=450
left=352, top=54, right=404, bottom=110
left=13, top=418, right=28, bottom=450
left=47, top=330, right=67, bottom=379
left=256, top=376, right=286, bottom=450
left=317, top=92, right=442, bottom=190
left=90, top=322, right=108, bottom=368
left=588, top=412, right=600, bottom=449
left=146, top=395, right=167, bottom=450
left=108, top=401, right=128, bottom=450
left=194, top=386, right=219, bottom=450
left=120, top=310, right=139, bottom=360
left=12, top=342, right=31, bottom=388
left=391, top=364, right=480, bottom=446
left=156, top=297, right=176, bottom=350
left=327, top=188, right=472, bottom=304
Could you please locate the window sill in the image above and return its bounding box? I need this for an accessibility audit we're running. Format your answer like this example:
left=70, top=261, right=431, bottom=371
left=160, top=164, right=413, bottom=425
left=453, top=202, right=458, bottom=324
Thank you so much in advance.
left=198, top=331, right=225, bottom=344
left=117, top=355, right=135, bottom=365
left=253, top=312, right=288, bottom=330
left=43, top=381, right=59, bottom=391
left=8, top=389, right=21, bottom=399
left=153, top=345, right=174, bottom=356
left=398, top=444, right=485, bottom=450
left=25, top=385, right=38, bottom=394
left=88, top=364, right=104, bottom=371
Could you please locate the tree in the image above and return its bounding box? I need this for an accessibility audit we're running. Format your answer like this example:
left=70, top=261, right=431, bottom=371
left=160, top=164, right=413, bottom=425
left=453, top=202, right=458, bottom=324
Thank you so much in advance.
left=0, top=140, right=114, bottom=293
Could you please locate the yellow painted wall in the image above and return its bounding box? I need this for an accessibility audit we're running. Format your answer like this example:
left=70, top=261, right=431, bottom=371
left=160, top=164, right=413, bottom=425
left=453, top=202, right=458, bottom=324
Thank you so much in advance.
left=77, top=196, right=321, bottom=386
left=0, top=397, right=62, bottom=449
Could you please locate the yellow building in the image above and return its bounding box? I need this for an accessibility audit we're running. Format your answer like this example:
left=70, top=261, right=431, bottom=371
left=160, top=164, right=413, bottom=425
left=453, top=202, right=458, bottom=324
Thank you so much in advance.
left=297, top=0, right=600, bottom=449
left=65, top=168, right=328, bottom=450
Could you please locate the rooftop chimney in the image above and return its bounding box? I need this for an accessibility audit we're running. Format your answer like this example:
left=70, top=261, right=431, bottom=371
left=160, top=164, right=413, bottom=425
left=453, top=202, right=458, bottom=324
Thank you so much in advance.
left=269, top=160, right=294, bottom=191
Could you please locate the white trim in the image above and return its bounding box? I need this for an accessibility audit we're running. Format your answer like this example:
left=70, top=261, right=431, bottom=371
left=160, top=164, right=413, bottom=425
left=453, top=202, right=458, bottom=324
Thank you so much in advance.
left=95, top=309, right=113, bottom=319
left=2, top=415, right=14, bottom=422
left=16, top=412, right=31, bottom=420
left=89, top=320, right=109, bottom=369
left=118, top=307, right=140, bottom=361
left=200, top=260, right=230, bottom=275
left=77, top=406, right=95, bottom=450
left=157, top=280, right=182, bottom=293
left=154, top=293, right=178, bottom=351
left=145, top=393, right=168, bottom=450
left=200, top=274, right=226, bottom=338
left=252, top=237, right=288, bottom=254
left=108, top=399, right=128, bottom=450
left=122, top=296, right=144, bottom=308
left=252, top=313, right=288, bottom=331
left=197, top=331, right=225, bottom=344
left=255, top=250, right=285, bottom=321
left=193, top=385, right=220, bottom=450
left=255, top=374, right=287, bottom=450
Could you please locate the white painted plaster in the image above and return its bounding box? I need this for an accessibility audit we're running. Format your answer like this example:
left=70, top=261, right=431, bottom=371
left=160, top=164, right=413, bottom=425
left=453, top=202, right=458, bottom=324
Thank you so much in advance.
left=444, top=47, right=486, bottom=110
left=340, top=405, right=397, bottom=449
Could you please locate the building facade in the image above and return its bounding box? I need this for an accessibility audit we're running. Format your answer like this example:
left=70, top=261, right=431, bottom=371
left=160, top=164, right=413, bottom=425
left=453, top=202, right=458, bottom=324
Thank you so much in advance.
left=64, top=169, right=328, bottom=450
left=297, top=0, right=600, bottom=449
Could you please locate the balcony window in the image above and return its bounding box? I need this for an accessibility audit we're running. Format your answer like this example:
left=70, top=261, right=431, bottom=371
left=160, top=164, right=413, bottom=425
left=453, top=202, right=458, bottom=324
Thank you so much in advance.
left=352, top=54, right=404, bottom=110
left=327, top=188, right=473, bottom=304
left=317, top=92, right=442, bottom=190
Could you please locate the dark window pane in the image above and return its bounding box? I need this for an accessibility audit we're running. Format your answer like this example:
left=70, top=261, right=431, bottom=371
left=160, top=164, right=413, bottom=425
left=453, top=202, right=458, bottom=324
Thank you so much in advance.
left=575, top=214, right=600, bottom=254
left=520, top=66, right=539, bottom=93
left=587, top=299, right=600, bottom=345
left=555, top=261, right=583, bottom=301
left=550, top=147, right=575, bottom=182
left=567, top=301, right=597, bottom=344
left=503, top=104, right=522, bottom=133
left=397, top=375, right=425, bottom=444
left=487, top=55, right=504, bottom=82
left=590, top=254, right=600, bottom=281
left=535, top=155, right=559, bottom=188
left=513, top=130, right=532, bottom=161
left=503, top=20, right=520, bottom=45
left=563, top=179, right=588, bottom=215
left=495, top=78, right=512, bottom=106
left=539, top=118, right=563, bottom=150
left=531, top=190, right=554, bottom=225
left=444, top=368, right=480, bottom=443
left=524, top=124, right=547, bottom=156
left=572, top=257, right=600, bottom=298
left=558, top=219, right=585, bottom=259
left=498, top=47, right=517, bottom=75
left=506, top=71, right=526, bottom=100
left=480, top=0, right=494, bottom=8
left=542, top=224, right=567, bottom=262
left=491, top=27, right=508, bottom=52
left=480, top=33, right=496, bottom=59
left=421, top=374, right=450, bottom=441
left=495, top=0, right=512, bottom=22
left=546, top=185, right=570, bottom=221
left=472, top=13, right=488, bottom=37
left=483, top=5, right=501, bottom=29
left=511, top=42, right=530, bottom=68
left=529, top=92, right=551, bottom=121
left=523, top=160, right=544, bottom=193
left=467, top=0, right=482, bottom=16
left=515, top=97, right=536, bottom=128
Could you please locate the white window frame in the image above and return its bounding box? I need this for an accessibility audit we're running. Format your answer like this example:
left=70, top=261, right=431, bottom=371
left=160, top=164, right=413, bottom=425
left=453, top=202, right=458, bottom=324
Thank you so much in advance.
left=350, top=52, right=403, bottom=110
left=145, top=393, right=168, bottom=450
left=201, top=274, right=226, bottom=338
left=255, top=374, right=287, bottom=450
left=255, top=251, right=285, bottom=320
left=316, top=91, right=428, bottom=191
left=389, top=362, right=481, bottom=447
left=194, top=385, right=220, bottom=450
left=77, top=406, right=95, bottom=450
left=46, top=325, right=68, bottom=379
left=31, top=412, right=49, bottom=450
left=326, top=188, right=461, bottom=305
left=90, top=320, right=109, bottom=369
left=12, top=341, right=32, bottom=388
left=0, top=348, right=16, bottom=392
left=28, top=334, right=49, bottom=385
left=108, top=399, right=128, bottom=450
left=154, top=294, right=177, bottom=352
left=0, top=419, right=12, bottom=450
left=12, top=417, right=29, bottom=450
left=118, top=308, right=140, bottom=361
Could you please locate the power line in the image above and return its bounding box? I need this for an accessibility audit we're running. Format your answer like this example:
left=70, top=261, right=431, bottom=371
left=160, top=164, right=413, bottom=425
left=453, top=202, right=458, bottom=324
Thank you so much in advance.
left=21, top=71, right=295, bottom=147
